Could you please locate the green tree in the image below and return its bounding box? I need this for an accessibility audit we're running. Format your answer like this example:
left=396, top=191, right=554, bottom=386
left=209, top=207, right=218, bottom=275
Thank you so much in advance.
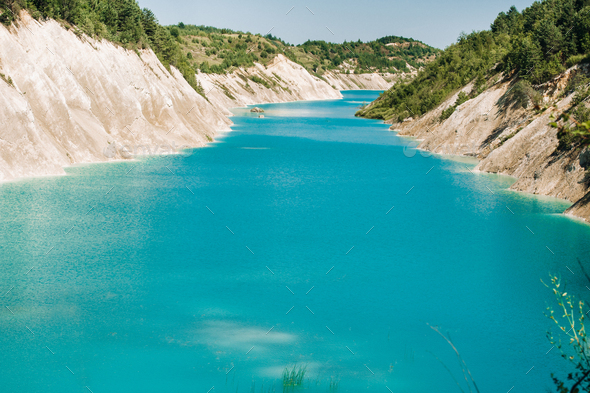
left=535, top=18, right=563, bottom=56
left=141, top=8, right=158, bottom=37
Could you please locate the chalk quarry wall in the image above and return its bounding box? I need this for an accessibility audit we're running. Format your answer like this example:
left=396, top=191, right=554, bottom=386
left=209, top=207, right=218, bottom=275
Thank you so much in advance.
left=0, top=13, right=394, bottom=182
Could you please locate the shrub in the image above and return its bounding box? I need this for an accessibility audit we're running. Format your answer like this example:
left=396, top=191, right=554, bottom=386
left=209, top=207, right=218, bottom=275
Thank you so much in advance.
left=573, top=105, right=590, bottom=124
left=472, top=73, right=487, bottom=95
left=503, top=80, right=542, bottom=110
left=565, top=73, right=589, bottom=96
left=440, top=106, right=455, bottom=121
left=455, top=91, right=469, bottom=106
left=200, top=61, right=210, bottom=73
left=249, top=75, right=271, bottom=88
left=545, top=275, right=590, bottom=393
left=0, top=73, right=14, bottom=87
left=566, top=54, right=590, bottom=68
left=572, top=86, right=590, bottom=107
left=438, top=91, right=470, bottom=121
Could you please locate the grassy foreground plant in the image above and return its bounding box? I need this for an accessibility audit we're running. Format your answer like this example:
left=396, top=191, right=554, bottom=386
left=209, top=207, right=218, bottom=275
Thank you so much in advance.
left=428, top=323, right=480, bottom=393
left=545, top=275, right=590, bottom=393
left=282, top=364, right=306, bottom=392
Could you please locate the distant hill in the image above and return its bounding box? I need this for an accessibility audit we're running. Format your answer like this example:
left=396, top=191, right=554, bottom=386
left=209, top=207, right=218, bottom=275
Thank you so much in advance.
left=169, top=24, right=439, bottom=77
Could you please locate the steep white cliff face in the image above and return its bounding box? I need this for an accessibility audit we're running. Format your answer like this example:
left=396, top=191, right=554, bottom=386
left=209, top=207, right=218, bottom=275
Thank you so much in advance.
left=195, top=54, right=343, bottom=116
left=195, top=54, right=398, bottom=116
left=322, top=71, right=396, bottom=91
left=0, top=14, right=396, bottom=182
left=388, top=66, right=590, bottom=221
left=0, top=13, right=231, bottom=181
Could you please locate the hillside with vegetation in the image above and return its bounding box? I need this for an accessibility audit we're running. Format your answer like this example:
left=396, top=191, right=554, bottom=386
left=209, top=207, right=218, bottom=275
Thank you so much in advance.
left=0, top=0, right=438, bottom=93
left=168, top=23, right=439, bottom=77
left=358, top=0, right=590, bottom=147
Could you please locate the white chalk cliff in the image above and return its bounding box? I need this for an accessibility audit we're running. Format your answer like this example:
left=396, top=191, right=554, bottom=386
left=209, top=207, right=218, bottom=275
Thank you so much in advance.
left=0, top=13, right=394, bottom=182
left=386, top=65, right=590, bottom=222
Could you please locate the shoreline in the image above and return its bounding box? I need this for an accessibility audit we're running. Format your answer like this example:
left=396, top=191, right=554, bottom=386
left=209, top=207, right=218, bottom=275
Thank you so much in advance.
left=404, top=134, right=578, bottom=202
left=4, top=90, right=585, bottom=229
left=393, top=132, right=587, bottom=223
left=0, top=94, right=348, bottom=186
left=0, top=15, right=395, bottom=184
left=378, top=73, right=590, bottom=223
left=202, top=96, right=584, bottom=230
left=447, top=152, right=582, bottom=221
left=390, top=125, right=588, bottom=224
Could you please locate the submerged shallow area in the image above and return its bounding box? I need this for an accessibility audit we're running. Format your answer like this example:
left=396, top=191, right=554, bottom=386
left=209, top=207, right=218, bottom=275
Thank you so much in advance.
left=1, top=91, right=589, bottom=393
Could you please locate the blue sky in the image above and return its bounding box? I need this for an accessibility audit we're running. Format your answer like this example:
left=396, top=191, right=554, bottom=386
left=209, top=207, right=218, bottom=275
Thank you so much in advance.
left=137, top=0, right=534, bottom=49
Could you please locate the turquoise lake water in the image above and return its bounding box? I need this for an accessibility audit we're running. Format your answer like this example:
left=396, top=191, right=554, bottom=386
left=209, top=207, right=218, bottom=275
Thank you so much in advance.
left=2, top=90, right=590, bottom=393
